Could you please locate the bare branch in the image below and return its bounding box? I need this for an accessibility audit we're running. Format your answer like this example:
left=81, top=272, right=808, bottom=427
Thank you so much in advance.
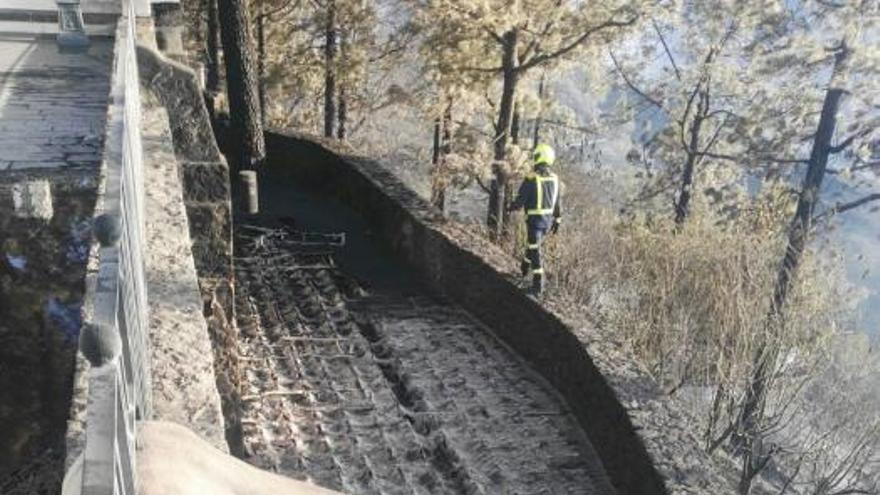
left=484, top=26, right=504, bottom=45
left=460, top=65, right=505, bottom=73
left=519, top=0, right=564, bottom=63
left=520, top=15, right=638, bottom=71
left=694, top=150, right=810, bottom=166
left=850, top=160, right=880, bottom=172
left=473, top=175, right=492, bottom=194
left=695, top=115, right=730, bottom=166
left=652, top=19, right=681, bottom=81
left=705, top=109, right=742, bottom=121
left=678, top=82, right=703, bottom=150
left=609, top=50, right=664, bottom=110
left=830, top=134, right=858, bottom=154
left=830, top=127, right=870, bottom=154
left=256, top=0, right=303, bottom=21
left=819, top=193, right=880, bottom=219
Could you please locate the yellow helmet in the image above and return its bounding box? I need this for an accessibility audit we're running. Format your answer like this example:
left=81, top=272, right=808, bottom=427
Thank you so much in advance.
left=533, top=143, right=556, bottom=166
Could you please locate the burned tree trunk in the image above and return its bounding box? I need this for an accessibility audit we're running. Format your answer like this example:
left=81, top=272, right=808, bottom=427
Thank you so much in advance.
left=431, top=118, right=444, bottom=210
left=256, top=0, right=267, bottom=126
left=323, top=0, right=337, bottom=139
left=431, top=102, right=452, bottom=212
left=511, top=101, right=521, bottom=146
left=736, top=46, right=849, bottom=495
left=337, top=84, right=347, bottom=140
left=217, top=0, right=265, bottom=168
left=532, top=74, right=545, bottom=149
left=674, top=87, right=709, bottom=225
left=487, top=29, right=519, bottom=239
left=336, top=28, right=347, bottom=140
left=205, top=0, right=221, bottom=115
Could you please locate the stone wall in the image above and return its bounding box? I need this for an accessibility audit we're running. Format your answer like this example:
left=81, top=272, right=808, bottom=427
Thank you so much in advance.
left=263, top=131, right=737, bottom=495
left=136, top=43, right=242, bottom=452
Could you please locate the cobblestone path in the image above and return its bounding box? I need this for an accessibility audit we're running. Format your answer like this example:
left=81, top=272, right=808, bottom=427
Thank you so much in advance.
left=234, top=224, right=613, bottom=495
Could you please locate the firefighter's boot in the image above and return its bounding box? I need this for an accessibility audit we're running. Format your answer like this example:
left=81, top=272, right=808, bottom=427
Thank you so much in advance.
left=528, top=271, right=544, bottom=297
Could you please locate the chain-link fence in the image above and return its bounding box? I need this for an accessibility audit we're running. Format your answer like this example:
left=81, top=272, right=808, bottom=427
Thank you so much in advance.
left=78, top=1, right=152, bottom=493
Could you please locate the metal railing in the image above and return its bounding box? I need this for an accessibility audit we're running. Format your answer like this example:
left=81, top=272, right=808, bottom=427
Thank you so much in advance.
left=79, top=1, right=152, bottom=493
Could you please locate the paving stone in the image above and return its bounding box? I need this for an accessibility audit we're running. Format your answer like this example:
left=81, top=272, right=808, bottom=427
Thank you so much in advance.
left=0, top=36, right=112, bottom=172
left=234, top=226, right=614, bottom=495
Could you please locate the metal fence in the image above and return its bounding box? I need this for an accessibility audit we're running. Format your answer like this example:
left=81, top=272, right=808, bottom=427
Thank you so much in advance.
left=79, top=1, right=152, bottom=493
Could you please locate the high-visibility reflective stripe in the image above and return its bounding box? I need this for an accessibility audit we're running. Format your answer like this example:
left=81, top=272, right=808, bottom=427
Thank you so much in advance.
left=527, top=243, right=540, bottom=249
left=527, top=175, right=558, bottom=216
left=532, top=268, right=545, bottom=274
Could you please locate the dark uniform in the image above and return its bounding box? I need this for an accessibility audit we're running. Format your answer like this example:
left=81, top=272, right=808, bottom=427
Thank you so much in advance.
left=509, top=163, right=562, bottom=295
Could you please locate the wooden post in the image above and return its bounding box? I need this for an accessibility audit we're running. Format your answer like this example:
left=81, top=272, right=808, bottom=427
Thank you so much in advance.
left=239, top=170, right=259, bottom=214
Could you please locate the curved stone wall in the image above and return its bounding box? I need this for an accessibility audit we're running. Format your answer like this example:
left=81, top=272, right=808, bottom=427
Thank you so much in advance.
left=262, top=131, right=687, bottom=495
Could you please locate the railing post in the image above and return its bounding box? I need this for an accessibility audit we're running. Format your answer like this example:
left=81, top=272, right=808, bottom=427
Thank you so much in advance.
left=80, top=364, right=120, bottom=495
left=76, top=2, right=151, bottom=493
left=133, top=0, right=151, bottom=18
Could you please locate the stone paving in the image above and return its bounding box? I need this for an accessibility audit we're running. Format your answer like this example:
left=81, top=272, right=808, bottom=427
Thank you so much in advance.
left=234, top=224, right=615, bottom=495
left=0, top=32, right=112, bottom=494
left=0, top=35, right=112, bottom=172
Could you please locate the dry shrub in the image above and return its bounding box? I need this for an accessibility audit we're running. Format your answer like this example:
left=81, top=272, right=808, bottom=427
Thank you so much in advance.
left=543, top=171, right=850, bottom=409
left=466, top=169, right=873, bottom=490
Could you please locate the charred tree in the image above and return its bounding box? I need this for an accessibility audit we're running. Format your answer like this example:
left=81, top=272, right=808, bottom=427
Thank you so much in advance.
left=337, top=28, right=347, bottom=140
left=323, top=0, right=338, bottom=138
left=205, top=0, right=221, bottom=115
left=337, top=84, right=347, bottom=140
left=511, top=101, right=521, bottom=146
left=256, top=0, right=267, bottom=125
left=431, top=101, right=453, bottom=212
left=487, top=29, right=519, bottom=239
left=736, top=46, right=850, bottom=495
left=217, top=0, right=266, bottom=168
left=674, top=86, right=710, bottom=225
left=483, top=15, right=635, bottom=239
left=532, top=74, right=545, bottom=149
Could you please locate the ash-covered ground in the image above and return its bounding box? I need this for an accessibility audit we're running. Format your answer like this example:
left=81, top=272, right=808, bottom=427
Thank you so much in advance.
left=228, top=181, right=613, bottom=494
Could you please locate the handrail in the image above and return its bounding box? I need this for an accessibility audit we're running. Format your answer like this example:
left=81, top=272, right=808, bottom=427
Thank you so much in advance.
left=79, top=1, right=152, bottom=493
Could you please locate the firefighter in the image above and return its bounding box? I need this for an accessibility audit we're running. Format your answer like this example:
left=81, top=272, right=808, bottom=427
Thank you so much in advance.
left=508, top=143, right=562, bottom=296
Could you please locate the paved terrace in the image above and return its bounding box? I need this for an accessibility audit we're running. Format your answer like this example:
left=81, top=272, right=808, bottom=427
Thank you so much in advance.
left=0, top=36, right=111, bottom=171
left=0, top=33, right=112, bottom=491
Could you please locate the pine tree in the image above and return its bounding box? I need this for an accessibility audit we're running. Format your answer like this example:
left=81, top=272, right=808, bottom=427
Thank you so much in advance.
left=217, top=0, right=266, bottom=168
left=205, top=0, right=221, bottom=115
left=408, top=0, right=649, bottom=238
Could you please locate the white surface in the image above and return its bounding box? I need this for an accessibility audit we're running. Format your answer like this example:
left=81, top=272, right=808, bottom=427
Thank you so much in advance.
left=0, top=0, right=121, bottom=14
